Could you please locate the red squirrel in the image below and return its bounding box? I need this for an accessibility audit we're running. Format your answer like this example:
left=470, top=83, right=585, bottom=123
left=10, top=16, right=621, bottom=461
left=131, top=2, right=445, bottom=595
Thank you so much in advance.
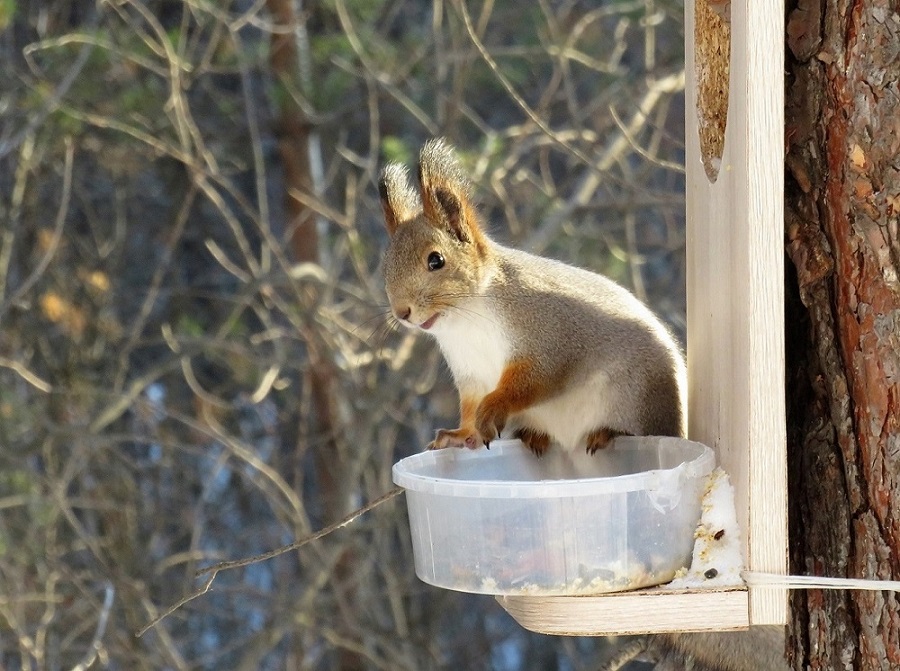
left=379, top=138, right=686, bottom=455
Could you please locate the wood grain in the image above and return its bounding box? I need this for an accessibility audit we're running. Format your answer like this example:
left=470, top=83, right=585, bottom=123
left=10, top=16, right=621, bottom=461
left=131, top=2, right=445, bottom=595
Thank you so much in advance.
left=686, top=0, right=788, bottom=625
left=496, top=587, right=749, bottom=636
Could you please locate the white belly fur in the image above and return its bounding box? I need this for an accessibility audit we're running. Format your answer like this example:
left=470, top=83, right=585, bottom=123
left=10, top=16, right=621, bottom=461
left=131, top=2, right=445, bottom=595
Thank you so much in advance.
left=516, top=370, right=614, bottom=451
left=431, top=299, right=509, bottom=395
left=431, top=299, right=614, bottom=451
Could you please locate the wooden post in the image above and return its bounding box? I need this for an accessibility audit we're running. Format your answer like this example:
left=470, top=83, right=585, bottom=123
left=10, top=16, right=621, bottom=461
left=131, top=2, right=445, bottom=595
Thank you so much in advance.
left=686, top=0, right=787, bottom=626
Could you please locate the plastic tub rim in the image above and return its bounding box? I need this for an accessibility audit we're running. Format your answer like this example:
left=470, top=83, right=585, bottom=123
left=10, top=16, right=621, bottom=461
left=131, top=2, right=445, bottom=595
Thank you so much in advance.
left=392, top=436, right=715, bottom=499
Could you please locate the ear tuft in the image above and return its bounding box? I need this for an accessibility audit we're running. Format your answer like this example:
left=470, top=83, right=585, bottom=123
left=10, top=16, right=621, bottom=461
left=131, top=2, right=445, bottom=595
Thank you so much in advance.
left=417, top=138, right=481, bottom=245
left=433, top=188, right=468, bottom=243
left=418, top=139, right=471, bottom=197
left=379, top=163, right=421, bottom=236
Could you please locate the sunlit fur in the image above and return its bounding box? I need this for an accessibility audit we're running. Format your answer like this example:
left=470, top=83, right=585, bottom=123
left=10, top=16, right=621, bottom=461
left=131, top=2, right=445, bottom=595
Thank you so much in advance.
left=379, top=139, right=686, bottom=452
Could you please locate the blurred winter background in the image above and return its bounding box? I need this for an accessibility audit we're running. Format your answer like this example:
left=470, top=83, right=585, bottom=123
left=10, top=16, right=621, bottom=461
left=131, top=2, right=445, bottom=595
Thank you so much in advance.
left=0, top=0, right=686, bottom=668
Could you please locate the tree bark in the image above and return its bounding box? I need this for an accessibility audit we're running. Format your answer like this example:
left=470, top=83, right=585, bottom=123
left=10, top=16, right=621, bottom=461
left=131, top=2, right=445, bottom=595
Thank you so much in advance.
left=267, top=0, right=319, bottom=266
left=785, top=0, right=900, bottom=668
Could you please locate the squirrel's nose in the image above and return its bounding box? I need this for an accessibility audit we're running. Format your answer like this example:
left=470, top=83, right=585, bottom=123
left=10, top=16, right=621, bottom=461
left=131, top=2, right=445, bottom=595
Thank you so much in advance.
left=396, top=306, right=411, bottom=322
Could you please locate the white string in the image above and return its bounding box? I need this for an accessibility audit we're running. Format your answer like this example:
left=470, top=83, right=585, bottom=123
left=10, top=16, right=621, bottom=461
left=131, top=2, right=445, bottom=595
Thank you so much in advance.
left=742, top=571, right=900, bottom=592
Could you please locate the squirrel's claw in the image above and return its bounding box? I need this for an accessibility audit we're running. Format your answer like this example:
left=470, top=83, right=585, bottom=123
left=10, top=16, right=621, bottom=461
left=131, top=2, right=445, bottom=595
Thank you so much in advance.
left=474, top=400, right=507, bottom=446
left=514, top=427, right=552, bottom=457
left=585, top=427, right=627, bottom=455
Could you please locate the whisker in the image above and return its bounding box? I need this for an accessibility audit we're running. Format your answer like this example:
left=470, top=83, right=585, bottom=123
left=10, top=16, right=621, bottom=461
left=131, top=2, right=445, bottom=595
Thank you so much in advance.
left=446, top=305, right=504, bottom=330
left=428, top=290, right=521, bottom=306
left=369, top=322, right=396, bottom=352
left=426, top=296, right=504, bottom=330
left=354, top=310, right=395, bottom=337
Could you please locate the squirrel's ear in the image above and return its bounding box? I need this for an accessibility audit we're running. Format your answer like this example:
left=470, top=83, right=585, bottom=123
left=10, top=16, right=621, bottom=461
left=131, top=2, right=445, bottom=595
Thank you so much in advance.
left=417, top=138, right=482, bottom=245
left=379, top=163, right=420, bottom=236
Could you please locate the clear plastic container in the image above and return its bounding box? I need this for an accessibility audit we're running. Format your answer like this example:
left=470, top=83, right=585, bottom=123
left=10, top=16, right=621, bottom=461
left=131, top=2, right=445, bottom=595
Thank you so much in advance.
left=392, top=436, right=715, bottom=596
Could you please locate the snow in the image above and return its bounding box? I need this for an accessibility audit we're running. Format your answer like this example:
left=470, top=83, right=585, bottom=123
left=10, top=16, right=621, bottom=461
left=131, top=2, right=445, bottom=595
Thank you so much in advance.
left=666, top=467, right=745, bottom=589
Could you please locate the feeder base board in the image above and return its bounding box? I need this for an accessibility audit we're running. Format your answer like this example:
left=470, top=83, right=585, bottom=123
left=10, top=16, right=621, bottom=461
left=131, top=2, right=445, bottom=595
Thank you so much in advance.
left=496, top=586, right=749, bottom=636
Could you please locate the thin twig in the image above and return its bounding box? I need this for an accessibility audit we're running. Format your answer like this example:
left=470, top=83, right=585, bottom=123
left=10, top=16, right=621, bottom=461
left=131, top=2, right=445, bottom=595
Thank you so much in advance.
left=0, top=138, right=74, bottom=317
left=72, top=584, right=115, bottom=671
left=334, top=0, right=439, bottom=135
left=136, top=486, right=404, bottom=637
left=608, top=103, right=685, bottom=173
left=1, top=14, right=97, bottom=159
left=136, top=573, right=216, bottom=639
left=524, top=70, right=685, bottom=253
left=456, top=0, right=599, bottom=170
left=0, top=358, right=52, bottom=393
left=196, top=486, right=404, bottom=576
left=115, top=184, right=198, bottom=391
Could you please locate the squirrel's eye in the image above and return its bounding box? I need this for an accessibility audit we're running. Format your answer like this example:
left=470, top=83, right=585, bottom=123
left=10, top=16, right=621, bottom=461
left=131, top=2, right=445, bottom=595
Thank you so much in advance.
left=427, top=251, right=445, bottom=271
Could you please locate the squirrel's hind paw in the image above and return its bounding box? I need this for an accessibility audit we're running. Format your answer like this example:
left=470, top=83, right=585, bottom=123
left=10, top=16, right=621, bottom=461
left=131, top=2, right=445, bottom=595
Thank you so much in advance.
left=513, top=427, right=552, bottom=457
left=585, top=427, right=629, bottom=455
left=428, top=427, right=482, bottom=450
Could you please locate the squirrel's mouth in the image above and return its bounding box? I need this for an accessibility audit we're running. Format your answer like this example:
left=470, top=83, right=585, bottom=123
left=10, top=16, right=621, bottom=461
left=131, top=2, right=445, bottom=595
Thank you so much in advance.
left=419, top=313, right=440, bottom=330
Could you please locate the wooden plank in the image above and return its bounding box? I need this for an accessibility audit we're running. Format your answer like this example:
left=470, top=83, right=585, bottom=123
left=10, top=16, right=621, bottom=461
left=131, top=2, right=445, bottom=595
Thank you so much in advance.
left=496, top=588, right=749, bottom=636
left=685, top=0, right=787, bottom=625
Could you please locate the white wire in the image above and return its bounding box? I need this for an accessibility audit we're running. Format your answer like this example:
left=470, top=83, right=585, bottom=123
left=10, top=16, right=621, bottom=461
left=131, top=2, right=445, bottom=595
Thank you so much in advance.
left=742, top=571, right=900, bottom=591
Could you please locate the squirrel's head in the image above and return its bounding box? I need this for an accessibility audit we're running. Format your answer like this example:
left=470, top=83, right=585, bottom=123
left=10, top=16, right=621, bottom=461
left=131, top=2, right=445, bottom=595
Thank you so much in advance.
left=379, top=139, right=493, bottom=332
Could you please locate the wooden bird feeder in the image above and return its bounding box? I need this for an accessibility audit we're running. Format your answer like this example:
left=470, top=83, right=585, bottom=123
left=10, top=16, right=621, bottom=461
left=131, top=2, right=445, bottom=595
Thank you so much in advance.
left=495, top=0, right=787, bottom=634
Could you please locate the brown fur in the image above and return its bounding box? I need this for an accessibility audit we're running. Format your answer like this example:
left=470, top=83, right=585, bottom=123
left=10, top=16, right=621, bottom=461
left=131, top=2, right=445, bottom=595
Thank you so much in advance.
left=660, top=628, right=790, bottom=671
left=513, top=427, right=552, bottom=457
left=585, top=427, right=629, bottom=455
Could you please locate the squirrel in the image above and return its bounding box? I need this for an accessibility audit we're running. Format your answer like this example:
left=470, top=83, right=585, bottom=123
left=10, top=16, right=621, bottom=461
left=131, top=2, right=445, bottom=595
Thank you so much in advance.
left=379, top=138, right=686, bottom=455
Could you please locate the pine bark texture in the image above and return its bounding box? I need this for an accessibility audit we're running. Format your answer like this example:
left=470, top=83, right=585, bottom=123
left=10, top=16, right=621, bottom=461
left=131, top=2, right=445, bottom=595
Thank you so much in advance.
left=785, top=0, right=900, bottom=668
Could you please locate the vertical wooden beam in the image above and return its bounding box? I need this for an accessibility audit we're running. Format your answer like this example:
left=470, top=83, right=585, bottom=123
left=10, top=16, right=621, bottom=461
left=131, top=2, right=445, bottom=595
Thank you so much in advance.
left=685, top=0, right=787, bottom=625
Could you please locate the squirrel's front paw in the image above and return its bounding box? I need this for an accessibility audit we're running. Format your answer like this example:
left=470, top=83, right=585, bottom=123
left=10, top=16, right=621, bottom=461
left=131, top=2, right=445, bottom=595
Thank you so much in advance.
left=475, top=398, right=508, bottom=447
left=428, top=427, right=482, bottom=450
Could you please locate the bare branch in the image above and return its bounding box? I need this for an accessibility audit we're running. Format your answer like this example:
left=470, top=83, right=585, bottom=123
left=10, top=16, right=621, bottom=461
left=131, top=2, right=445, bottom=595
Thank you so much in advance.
left=0, top=138, right=74, bottom=317
left=137, top=486, right=403, bottom=637
left=0, top=357, right=53, bottom=393
left=71, top=584, right=115, bottom=671
left=135, top=574, right=216, bottom=639
left=197, top=485, right=403, bottom=578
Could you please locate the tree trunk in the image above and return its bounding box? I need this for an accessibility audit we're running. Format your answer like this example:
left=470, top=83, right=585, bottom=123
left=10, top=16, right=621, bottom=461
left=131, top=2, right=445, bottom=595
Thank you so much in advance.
left=785, top=0, right=900, bottom=668
left=267, top=0, right=319, bottom=266
left=267, top=3, right=363, bottom=670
